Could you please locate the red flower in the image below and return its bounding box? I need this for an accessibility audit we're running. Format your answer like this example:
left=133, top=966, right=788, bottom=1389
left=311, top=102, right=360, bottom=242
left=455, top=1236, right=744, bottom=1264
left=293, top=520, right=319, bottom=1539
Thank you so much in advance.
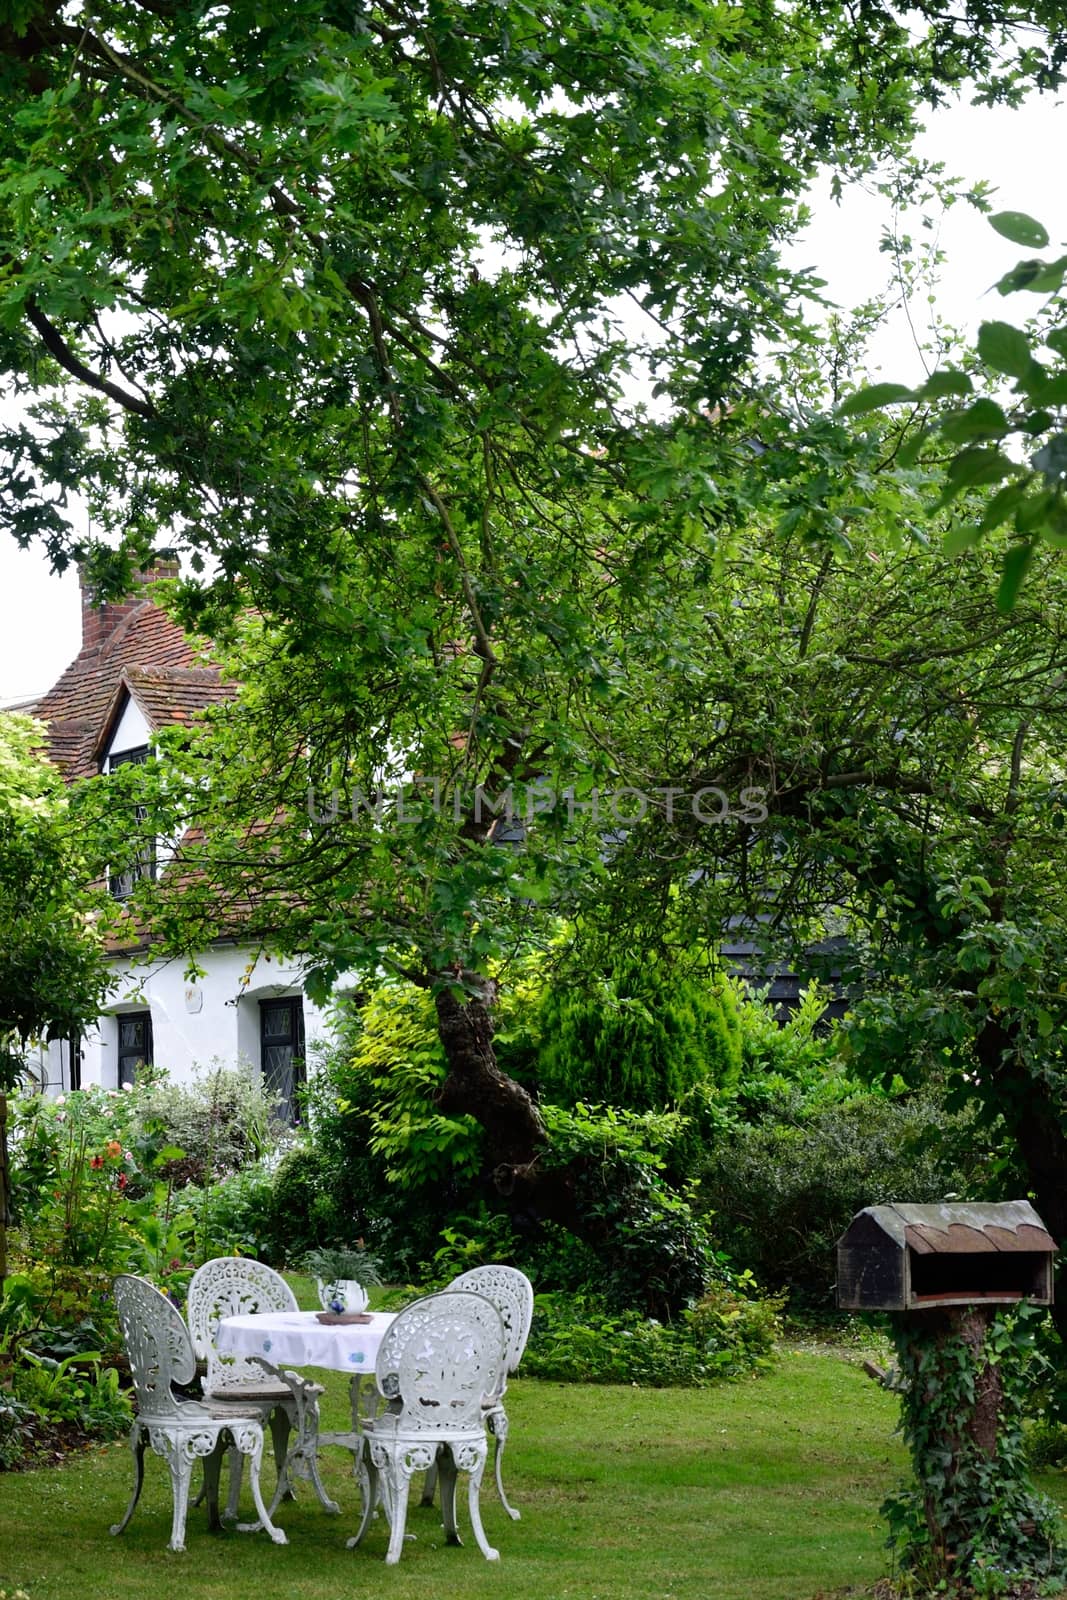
left=116, top=1172, right=128, bottom=1191
left=90, top=1155, right=104, bottom=1169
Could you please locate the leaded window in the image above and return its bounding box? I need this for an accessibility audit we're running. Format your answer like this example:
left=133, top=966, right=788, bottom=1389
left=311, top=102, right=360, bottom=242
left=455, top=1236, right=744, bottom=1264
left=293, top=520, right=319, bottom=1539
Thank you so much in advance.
left=260, top=997, right=305, bottom=1123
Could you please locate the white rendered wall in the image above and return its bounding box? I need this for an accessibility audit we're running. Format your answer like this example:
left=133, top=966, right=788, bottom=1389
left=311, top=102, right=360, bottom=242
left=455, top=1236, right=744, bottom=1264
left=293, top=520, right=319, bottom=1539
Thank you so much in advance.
left=40, top=944, right=336, bottom=1093
left=104, top=695, right=151, bottom=758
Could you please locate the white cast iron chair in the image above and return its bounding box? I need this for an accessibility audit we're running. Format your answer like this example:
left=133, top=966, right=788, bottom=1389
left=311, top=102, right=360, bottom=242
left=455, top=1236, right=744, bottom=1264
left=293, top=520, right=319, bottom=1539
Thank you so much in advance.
left=421, top=1264, right=534, bottom=1520
left=347, top=1289, right=506, bottom=1565
left=186, top=1256, right=338, bottom=1521
left=110, top=1273, right=288, bottom=1553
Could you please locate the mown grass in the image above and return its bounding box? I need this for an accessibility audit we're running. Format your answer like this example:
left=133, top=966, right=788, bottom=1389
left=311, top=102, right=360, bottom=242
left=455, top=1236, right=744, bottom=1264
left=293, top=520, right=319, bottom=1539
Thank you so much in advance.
left=4, top=1275, right=1066, bottom=1600
left=6, top=1338, right=1065, bottom=1600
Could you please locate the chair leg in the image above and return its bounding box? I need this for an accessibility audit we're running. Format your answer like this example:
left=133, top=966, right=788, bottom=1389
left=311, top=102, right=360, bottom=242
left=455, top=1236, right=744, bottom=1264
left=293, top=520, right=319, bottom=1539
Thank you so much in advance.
left=384, top=1457, right=412, bottom=1566
left=466, top=1448, right=499, bottom=1563
left=234, top=1426, right=289, bottom=1545
left=110, top=1423, right=147, bottom=1537
left=346, top=1440, right=379, bottom=1550
left=223, top=1443, right=243, bottom=1522
left=489, top=1408, right=520, bottom=1520
left=437, top=1448, right=461, bottom=1546
left=268, top=1408, right=294, bottom=1505
left=202, top=1440, right=227, bottom=1531
left=164, top=1440, right=195, bottom=1553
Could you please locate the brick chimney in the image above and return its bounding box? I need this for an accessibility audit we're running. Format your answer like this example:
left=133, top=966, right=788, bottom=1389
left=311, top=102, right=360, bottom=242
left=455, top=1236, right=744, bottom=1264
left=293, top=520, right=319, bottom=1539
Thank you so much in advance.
left=79, top=558, right=180, bottom=653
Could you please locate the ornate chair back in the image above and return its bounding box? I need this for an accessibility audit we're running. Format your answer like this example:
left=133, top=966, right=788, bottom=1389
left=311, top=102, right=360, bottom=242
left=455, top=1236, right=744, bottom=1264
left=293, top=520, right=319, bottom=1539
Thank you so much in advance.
left=113, top=1273, right=197, bottom=1421
left=187, top=1257, right=299, bottom=1395
left=448, top=1266, right=533, bottom=1398
left=376, top=1290, right=505, bottom=1436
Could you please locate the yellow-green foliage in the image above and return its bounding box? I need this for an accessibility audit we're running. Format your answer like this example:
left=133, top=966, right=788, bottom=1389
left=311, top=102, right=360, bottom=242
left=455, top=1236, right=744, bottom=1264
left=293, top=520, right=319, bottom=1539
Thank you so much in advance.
left=532, top=955, right=743, bottom=1110
left=339, top=984, right=484, bottom=1190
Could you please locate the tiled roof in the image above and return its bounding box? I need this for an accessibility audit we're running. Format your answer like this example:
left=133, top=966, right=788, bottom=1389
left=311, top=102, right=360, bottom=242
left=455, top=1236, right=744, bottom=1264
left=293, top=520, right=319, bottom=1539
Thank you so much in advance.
left=35, top=598, right=233, bottom=779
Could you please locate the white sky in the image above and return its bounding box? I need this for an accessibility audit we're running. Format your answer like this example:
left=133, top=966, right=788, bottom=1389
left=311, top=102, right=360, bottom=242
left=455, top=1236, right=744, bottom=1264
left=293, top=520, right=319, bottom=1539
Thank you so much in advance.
left=0, top=92, right=1063, bottom=706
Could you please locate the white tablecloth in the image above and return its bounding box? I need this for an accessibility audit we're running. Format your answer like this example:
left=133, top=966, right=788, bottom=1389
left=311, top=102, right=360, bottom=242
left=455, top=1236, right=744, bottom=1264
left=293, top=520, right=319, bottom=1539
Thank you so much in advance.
left=217, top=1309, right=396, bottom=1375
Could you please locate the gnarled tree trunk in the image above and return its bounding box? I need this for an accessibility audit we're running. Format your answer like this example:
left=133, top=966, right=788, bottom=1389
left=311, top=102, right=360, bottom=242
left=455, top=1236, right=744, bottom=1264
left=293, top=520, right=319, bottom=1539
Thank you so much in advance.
left=431, top=973, right=586, bottom=1230
left=433, top=975, right=545, bottom=1182
left=973, top=1015, right=1067, bottom=1342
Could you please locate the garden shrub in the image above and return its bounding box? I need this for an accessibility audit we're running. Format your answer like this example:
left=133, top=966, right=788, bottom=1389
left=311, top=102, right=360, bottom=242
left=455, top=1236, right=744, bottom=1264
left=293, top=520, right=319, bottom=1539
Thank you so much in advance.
left=538, top=1102, right=717, bottom=1317
left=336, top=985, right=484, bottom=1191
left=522, top=1285, right=781, bottom=1387
left=731, top=981, right=856, bottom=1113
left=421, top=1210, right=522, bottom=1285
left=0, top=1397, right=38, bottom=1470
left=130, top=1059, right=287, bottom=1186
left=11, top=1352, right=131, bottom=1439
left=695, top=1088, right=991, bottom=1310
left=530, top=953, right=743, bottom=1109
left=274, top=989, right=487, bottom=1275
left=266, top=1143, right=351, bottom=1261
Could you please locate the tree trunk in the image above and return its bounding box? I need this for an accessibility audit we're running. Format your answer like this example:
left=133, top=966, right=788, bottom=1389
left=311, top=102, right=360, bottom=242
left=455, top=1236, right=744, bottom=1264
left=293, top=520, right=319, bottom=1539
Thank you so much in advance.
left=433, top=975, right=546, bottom=1184
left=432, top=974, right=589, bottom=1228
left=973, top=1016, right=1067, bottom=1341
left=899, top=1306, right=1004, bottom=1584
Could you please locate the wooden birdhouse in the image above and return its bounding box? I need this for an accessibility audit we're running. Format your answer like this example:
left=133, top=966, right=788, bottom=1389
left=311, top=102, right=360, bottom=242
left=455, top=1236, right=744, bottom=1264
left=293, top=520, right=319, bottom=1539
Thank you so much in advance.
left=836, top=1200, right=1056, bottom=1312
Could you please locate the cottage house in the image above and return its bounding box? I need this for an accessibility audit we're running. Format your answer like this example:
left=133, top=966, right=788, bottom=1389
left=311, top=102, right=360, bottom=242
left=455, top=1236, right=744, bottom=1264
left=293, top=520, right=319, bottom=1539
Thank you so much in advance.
left=24, top=562, right=331, bottom=1115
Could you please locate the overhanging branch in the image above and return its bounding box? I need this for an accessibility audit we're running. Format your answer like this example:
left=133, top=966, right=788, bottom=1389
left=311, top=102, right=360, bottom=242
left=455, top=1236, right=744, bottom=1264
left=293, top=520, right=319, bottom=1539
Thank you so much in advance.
left=24, top=299, right=156, bottom=419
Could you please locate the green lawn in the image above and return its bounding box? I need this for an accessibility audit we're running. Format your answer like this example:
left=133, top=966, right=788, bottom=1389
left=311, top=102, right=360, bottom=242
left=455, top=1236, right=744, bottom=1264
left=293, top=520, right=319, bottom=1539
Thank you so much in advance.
left=3, top=1310, right=1066, bottom=1600
left=6, top=1341, right=1064, bottom=1600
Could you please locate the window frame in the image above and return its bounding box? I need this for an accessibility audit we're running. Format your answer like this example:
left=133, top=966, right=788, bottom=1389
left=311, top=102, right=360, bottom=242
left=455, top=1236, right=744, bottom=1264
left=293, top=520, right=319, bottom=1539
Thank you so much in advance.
left=104, top=745, right=157, bottom=900
left=259, top=996, right=306, bottom=1123
left=117, top=1010, right=153, bottom=1089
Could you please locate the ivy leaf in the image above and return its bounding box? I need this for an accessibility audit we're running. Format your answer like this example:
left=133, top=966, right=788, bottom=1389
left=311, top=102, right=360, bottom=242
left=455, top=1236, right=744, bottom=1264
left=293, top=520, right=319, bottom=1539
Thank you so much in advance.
left=989, top=211, right=1049, bottom=250
left=836, top=383, right=914, bottom=417
left=976, top=322, right=1033, bottom=380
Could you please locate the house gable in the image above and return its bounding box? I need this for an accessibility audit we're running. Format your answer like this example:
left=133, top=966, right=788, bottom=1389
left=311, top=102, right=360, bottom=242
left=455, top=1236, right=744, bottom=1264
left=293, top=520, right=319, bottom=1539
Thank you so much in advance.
left=97, top=683, right=153, bottom=767
left=34, top=565, right=232, bottom=780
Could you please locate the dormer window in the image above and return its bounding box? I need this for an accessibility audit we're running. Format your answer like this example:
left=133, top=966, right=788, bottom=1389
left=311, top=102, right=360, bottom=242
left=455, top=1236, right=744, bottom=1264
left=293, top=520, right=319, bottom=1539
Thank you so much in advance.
left=105, top=745, right=157, bottom=900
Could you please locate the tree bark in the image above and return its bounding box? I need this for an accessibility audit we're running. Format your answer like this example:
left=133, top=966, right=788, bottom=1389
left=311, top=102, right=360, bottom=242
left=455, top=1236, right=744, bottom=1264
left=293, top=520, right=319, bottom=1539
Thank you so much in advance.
left=972, top=1015, right=1067, bottom=1341
left=431, top=973, right=592, bottom=1231
left=432, top=975, right=547, bottom=1183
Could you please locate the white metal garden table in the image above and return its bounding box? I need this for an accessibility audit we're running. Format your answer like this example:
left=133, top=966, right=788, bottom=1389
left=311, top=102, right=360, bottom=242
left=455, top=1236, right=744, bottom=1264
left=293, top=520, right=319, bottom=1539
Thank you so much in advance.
left=217, top=1309, right=398, bottom=1491
left=217, top=1308, right=396, bottom=1377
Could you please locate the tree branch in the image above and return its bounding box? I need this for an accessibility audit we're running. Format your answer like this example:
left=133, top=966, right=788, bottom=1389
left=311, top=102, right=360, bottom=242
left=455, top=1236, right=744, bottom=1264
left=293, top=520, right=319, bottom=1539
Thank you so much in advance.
left=24, top=299, right=156, bottom=419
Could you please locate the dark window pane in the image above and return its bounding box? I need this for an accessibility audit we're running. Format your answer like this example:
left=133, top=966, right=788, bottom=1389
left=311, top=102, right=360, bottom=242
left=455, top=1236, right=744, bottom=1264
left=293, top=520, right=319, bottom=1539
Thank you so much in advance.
left=117, top=1010, right=152, bottom=1088
left=260, top=999, right=305, bottom=1123
left=106, top=748, right=156, bottom=899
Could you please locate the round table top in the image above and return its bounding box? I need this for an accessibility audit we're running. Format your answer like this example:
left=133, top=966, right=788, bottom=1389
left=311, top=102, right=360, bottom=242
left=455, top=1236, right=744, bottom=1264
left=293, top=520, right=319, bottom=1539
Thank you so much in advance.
left=217, top=1308, right=397, bottom=1375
